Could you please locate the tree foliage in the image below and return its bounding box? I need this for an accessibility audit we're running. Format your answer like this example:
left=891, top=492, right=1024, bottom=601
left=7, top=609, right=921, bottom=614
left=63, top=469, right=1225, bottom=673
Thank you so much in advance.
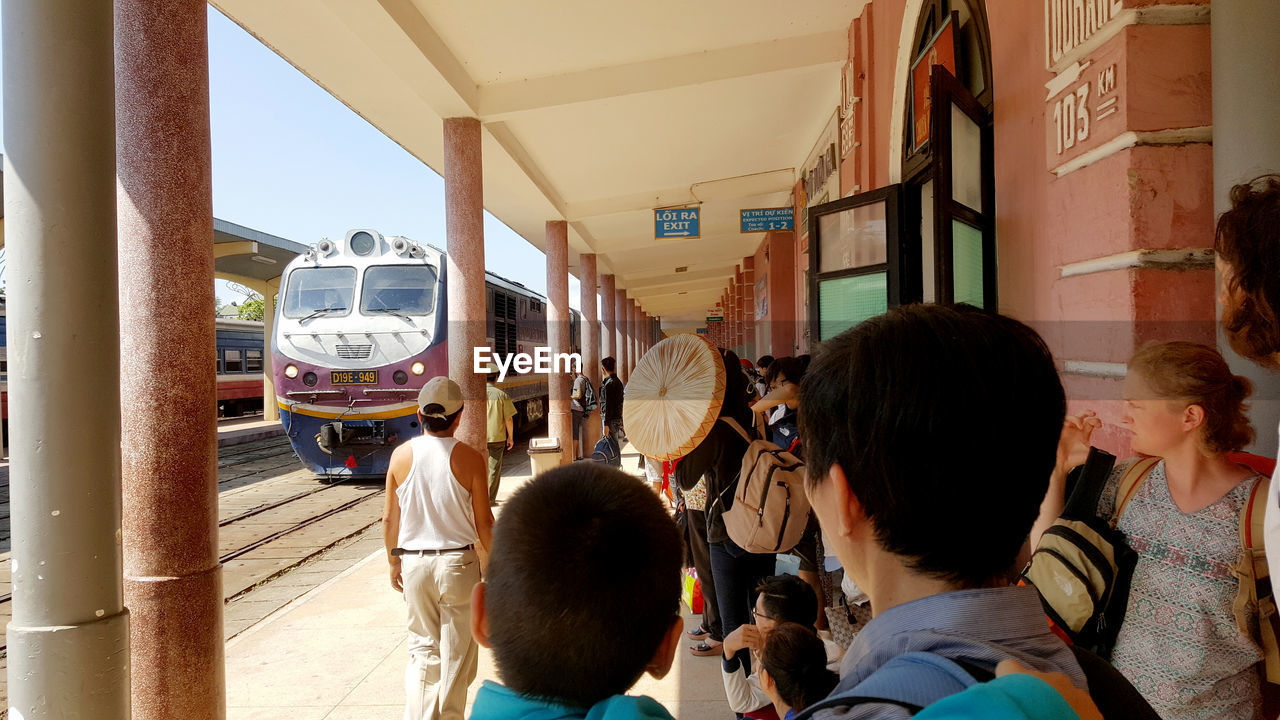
left=237, top=297, right=265, bottom=321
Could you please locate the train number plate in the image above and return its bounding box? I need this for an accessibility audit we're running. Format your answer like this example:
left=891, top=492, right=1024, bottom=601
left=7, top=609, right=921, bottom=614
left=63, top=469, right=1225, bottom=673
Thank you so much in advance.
left=331, top=370, right=378, bottom=385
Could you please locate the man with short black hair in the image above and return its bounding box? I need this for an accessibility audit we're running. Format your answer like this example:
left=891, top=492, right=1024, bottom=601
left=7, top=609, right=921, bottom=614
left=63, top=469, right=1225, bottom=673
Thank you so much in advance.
left=798, top=304, right=1085, bottom=718
left=600, top=356, right=625, bottom=451
left=383, top=377, right=495, bottom=720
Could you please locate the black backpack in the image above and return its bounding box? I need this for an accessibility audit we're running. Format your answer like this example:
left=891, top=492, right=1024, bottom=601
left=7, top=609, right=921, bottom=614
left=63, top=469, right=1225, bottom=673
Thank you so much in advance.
left=581, top=378, right=598, bottom=411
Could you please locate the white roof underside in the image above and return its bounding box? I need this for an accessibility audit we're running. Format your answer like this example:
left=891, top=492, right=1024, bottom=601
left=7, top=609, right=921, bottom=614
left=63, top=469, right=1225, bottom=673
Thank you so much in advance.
left=211, top=0, right=868, bottom=325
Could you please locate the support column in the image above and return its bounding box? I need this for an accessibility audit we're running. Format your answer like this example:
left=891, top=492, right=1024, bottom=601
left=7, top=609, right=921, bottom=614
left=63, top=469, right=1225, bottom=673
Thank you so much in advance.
left=116, top=1, right=223, bottom=718
left=615, top=288, right=629, bottom=384
left=443, top=118, right=487, bottom=452
left=627, top=299, right=638, bottom=376
left=580, top=255, right=602, bottom=452
left=4, top=1, right=130, bottom=717
left=741, top=258, right=755, bottom=363
left=261, top=277, right=280, bottom=422
left=545, top=221, right=572, bottom=464
left=1214, top=1, right=1280, bottom=456
left=601, top=273, right=617, bottom=363
left=729, top=273, right=740, bottom=353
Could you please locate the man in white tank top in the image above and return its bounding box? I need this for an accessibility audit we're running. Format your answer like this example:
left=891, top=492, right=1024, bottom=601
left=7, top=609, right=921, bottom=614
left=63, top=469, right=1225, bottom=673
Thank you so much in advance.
left=383, top=377, right=495, bottom=720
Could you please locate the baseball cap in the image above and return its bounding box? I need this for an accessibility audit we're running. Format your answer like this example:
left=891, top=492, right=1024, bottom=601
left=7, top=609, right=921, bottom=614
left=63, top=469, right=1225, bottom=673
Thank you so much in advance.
left=418, top=377, right=464, bottom=418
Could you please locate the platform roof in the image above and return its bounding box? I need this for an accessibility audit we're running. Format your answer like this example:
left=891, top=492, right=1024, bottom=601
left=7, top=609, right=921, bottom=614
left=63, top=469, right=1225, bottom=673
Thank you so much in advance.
left=214, top=217, right=307, bottom=285
left=210, top=1, right=867, bottom=324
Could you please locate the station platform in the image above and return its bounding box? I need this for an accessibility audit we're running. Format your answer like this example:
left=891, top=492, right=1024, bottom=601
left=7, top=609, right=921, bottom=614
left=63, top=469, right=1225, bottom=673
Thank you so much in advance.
left=223, top=438, right=726, bottom=720
left=219, top=416, right=286, bottom=448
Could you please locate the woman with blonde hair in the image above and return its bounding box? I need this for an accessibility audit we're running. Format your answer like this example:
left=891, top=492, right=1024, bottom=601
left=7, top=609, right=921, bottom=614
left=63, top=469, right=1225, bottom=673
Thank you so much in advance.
left=1042, top=341, right=1266, bottom=719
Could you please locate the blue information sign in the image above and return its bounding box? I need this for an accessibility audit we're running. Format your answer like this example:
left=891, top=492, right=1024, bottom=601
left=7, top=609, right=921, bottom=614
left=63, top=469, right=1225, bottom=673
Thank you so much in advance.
left=696, top=328, right=708, bottom=335
left=654, top=207, right=700, bottom=239
left=740, top=207, right=794, bottom=233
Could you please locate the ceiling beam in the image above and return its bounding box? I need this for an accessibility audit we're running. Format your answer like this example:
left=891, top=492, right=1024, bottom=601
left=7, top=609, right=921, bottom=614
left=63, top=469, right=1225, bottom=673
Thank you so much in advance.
left=476, top=29, right=846, bottom=120
left=375, top=0, right=480, bottom=115
left=565, top=175, right=793, bottom=221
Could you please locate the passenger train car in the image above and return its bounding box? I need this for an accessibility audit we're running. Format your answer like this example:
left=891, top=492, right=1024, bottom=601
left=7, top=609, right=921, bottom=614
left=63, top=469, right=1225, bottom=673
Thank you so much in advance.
left=216, top=318, right=267, bottom=417
left=272, top=229, right=581, bottom=479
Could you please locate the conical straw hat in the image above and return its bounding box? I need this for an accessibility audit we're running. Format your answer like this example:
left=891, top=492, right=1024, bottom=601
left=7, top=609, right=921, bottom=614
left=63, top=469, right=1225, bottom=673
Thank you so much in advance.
left=623, top=334, right=726, bottom=461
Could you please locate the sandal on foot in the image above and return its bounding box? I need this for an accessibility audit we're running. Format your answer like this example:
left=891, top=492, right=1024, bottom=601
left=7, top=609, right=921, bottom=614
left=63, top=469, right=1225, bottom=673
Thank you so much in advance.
left=687, top=626, right=709, bottom=640
left=689, top=641, right=722, bottom=657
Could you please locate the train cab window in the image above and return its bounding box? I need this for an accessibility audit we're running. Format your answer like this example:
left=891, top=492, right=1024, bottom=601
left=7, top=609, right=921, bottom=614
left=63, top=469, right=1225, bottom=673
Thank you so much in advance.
left=245, top=349, right=263, bottom=373
left=282, top=267, right=356, bottom=319
left=360, top=265, right=438, bottom=316
left=225, top=349, right=243, bottom=373
left=216, top=352, right=222, bottom=374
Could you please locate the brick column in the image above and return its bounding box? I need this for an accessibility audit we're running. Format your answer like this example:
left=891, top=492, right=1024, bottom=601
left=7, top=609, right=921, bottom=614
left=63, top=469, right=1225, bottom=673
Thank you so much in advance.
left=116, top=0, right=224, bottom=716
left=615, top=288, right=629, bottom=383
left=579, top=254, right=602, bottom=453
left=545, top=221, right=572, bottom=464
left=442, top=118, right=487, bottom=453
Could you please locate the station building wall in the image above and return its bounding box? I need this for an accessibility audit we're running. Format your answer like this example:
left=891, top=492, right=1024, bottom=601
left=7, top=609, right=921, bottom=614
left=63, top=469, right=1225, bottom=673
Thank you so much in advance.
left=734, top=0, right=1269, bottom=456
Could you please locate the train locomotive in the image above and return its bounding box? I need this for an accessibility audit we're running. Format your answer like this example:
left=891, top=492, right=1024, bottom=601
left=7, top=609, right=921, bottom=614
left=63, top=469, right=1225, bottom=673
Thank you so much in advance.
left=273, top=229, right=580, bottom=480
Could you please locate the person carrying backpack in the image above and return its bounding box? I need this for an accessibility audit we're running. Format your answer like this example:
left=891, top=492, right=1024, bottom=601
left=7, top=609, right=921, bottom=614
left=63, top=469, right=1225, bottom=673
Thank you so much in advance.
left=570, top=369, right=596, bottom=461
left=1036, top=342, right=1274, bottom=720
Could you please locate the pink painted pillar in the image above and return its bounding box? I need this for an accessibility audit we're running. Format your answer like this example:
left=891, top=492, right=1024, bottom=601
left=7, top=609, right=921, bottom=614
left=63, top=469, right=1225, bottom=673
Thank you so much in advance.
left=627, top=299, right=638, bottom=377
left=601, top=273, right=617, bottom=365
left=735, top=266, right=746, bottom=351
left=580, top=255, right=602, bottom=453
left=443, top=117, right=487, bottom=453
left=741, top=258, right=755, bottom=361
left=115, top=1, right=224, bottom=717
left=615, top=288, right=629, bottom=384
left=729, top=275, right=740, bottom=352
left=545, top=221, right=573, bottom=464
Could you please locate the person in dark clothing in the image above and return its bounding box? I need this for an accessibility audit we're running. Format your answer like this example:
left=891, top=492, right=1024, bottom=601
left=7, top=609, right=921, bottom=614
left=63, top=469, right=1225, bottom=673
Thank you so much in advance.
left=675, top=349, right=775, bottom=681
left=600, top=356, right=625, bottom=451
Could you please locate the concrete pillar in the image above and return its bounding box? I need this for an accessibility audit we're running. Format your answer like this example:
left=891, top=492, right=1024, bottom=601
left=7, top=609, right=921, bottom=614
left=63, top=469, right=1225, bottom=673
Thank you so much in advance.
left=627, top=300, right=638, bottom=377
left=729, top=272, right=740, bottom=353
left=615, top=288, right=629, bottom=384
left=4, top=1, right=131, bottom=717
left=116, top=1, right=223, bottom=718
left=601, top=273, right=617, bottom=363
left=579, top=254, right=602, bottom=452
left=545, top=221, right=572, bottom=464
left=741, top=258, right=755, bottom=362
left=262, top=277, right=280, bottom=422
left=443, top=117, right=487, bottom=453
left=1214, top=1, right=1280, bottom=456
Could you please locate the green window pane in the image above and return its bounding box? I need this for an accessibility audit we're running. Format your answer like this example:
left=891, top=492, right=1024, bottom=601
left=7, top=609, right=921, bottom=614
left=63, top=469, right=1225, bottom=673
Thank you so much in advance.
left=952, top=220, right=984, bottom=308
left=818, top=273, right=887, bottom=341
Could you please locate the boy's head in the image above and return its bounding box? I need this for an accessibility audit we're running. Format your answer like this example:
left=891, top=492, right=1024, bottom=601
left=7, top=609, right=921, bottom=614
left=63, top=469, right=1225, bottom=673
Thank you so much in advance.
left=471, top=464, right=684, bottom=707
left=602, top=356, right=617, bottom=374
left=754, top=574, right=819, bottom=632
left=799, top=304, right=1065, bottom=590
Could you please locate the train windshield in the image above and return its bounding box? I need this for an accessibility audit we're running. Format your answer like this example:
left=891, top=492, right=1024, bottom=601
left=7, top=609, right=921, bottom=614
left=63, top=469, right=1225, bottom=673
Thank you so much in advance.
left=282, top=267, right=356, bottom=319
left=360, top=265, right=438, bottom=316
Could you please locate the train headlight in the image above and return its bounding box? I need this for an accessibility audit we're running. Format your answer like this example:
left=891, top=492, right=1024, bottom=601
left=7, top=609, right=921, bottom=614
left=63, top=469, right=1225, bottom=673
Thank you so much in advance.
left=411, top=362, right=425, bottom=375
left=284, top=364, right=299, bottom=379
left=303, top=372, right=318, bottom=387
left=393, top=370, right=408, bottom=385
left=350, top=231, right=376, bottom=256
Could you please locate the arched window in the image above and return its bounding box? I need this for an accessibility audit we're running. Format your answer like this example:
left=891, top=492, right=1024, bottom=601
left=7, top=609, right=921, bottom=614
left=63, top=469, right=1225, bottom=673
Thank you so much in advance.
left=809, top=0, right=996, bottom=342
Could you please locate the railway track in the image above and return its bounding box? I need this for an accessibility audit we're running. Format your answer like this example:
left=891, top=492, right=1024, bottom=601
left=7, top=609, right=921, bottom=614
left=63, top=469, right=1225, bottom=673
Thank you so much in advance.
left=0, top=436, right=387, bottom=653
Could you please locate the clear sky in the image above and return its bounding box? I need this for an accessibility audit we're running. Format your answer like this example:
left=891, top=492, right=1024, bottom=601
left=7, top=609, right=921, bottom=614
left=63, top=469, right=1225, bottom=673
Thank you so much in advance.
left=2, top=6, right=581, bottom=310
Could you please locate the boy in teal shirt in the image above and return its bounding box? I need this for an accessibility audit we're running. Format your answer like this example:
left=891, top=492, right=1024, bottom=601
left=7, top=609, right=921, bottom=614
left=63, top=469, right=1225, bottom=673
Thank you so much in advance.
left=468, top=464, right=684, bottom=720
